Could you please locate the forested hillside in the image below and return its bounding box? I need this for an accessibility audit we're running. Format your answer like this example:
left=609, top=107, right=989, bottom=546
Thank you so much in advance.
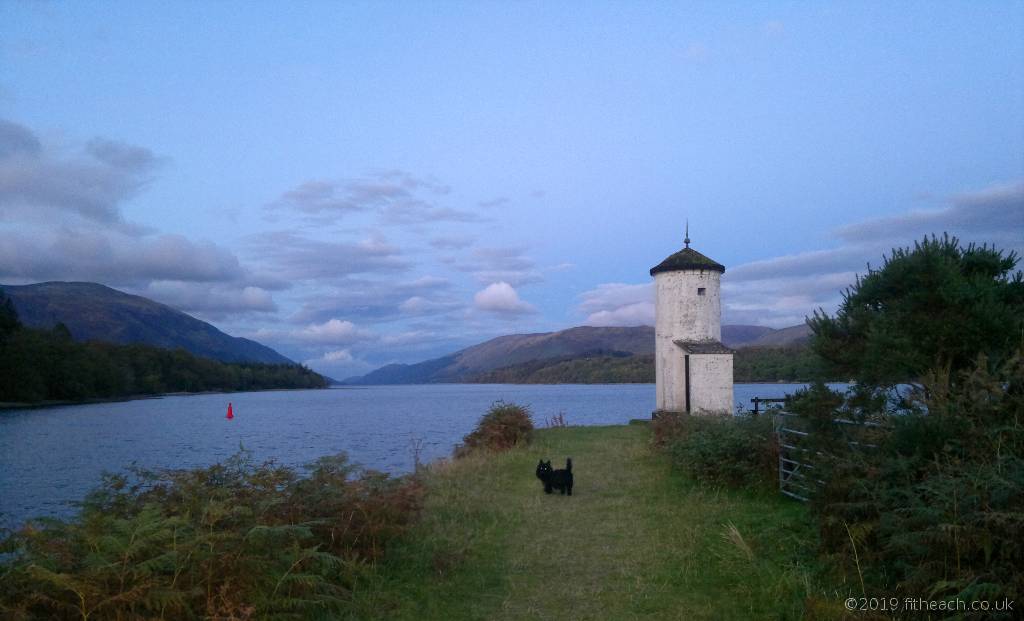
left=0, top=291, right=327, bottom=404
left=1, top=282, right=294, bottom=364
left=468, top=347, right=828, bottom=384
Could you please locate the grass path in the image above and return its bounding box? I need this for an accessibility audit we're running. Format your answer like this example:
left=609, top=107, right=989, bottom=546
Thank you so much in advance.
left=353, top=424, right=824, bottom=620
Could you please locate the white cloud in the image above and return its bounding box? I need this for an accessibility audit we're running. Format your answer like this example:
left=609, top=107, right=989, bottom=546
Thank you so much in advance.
left=473, top=281, right=536, bottom=315
left=302, top=348, right=374, bottom=378
left=585, top=302, right=655, bottom=327
left=295, top=318, right=373, bottom=345
left=576, top=282, right=654, bottom=326
left=321, top=349, right=354, bottom=363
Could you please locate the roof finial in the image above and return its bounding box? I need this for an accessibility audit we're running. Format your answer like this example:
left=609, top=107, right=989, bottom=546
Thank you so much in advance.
left=684, top=220, right=690, bottom=248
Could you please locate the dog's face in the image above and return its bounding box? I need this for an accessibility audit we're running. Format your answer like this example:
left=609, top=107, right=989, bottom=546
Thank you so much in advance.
left=535, top=459, right=553, bottom=481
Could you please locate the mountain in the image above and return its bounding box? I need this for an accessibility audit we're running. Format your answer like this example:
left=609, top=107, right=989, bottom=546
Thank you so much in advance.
left=346, top=323, right=812, bottom=385
left=721, top=325, right=775, bottom=347
left=1, top=282, right=294, bottom=365
left=741, top=323, right=812, bottom=347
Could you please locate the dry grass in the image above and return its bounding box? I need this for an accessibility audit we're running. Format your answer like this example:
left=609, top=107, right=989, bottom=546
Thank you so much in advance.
left=352, top=424, right=826, bottom=620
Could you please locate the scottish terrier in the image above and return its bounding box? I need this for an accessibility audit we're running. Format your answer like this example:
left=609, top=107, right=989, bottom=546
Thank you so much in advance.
left=535, top=458, right=573, bottom=495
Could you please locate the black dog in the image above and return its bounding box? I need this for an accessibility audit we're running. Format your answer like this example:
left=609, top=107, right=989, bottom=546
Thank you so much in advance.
left=535, top=458, right=573, bottom=495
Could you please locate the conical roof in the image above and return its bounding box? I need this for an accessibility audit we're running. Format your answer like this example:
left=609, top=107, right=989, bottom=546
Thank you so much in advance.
left=649, top=246, right=725, bottom=275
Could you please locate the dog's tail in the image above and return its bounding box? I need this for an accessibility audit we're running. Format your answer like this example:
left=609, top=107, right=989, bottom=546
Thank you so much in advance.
left=566, top=457, right=572, bottom=472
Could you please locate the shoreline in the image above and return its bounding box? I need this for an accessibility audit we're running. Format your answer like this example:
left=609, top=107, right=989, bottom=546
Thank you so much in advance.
left=0, top=385, right=331, bottom=411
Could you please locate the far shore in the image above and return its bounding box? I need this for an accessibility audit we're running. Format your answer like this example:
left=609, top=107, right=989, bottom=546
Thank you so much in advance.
left=0, top=386, right=332, bottom=411
left=0, top=380, right=829, bottom=411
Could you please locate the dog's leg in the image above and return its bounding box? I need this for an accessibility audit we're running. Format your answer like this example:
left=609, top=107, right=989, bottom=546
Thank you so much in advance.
left=544, top=483, right=552, bottom=494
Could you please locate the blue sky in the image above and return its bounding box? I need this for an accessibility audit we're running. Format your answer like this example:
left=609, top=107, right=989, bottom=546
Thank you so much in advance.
left=1, top=1, right=1022, bottom=377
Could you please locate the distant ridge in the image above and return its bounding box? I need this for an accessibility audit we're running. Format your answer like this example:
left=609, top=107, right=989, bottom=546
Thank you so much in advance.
left=1, top=281, right=294, bottom=365
left=345, top=323, right=811, bottom=385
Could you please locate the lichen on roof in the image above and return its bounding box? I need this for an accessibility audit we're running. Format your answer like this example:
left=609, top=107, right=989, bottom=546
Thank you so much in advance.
left=649, top=246, right=725, bottom=276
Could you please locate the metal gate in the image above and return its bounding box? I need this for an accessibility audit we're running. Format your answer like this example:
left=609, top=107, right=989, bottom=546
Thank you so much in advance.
left=771, top=409, right=884, bottom=502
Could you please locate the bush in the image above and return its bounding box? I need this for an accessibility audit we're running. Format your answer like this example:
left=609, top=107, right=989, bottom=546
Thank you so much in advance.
left=791, top=354, right=1024, bottom=608
left=455, top=401, right=534, bottom=457
left=658, top=413, right=777, bottom=488
left=0, top=449, right=423, bottom=620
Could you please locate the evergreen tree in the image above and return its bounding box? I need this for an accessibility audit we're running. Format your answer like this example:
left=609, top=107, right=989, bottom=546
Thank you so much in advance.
left=0, top=290, right=20, bottom=339
left=809, top=234, right=1024, bottom=388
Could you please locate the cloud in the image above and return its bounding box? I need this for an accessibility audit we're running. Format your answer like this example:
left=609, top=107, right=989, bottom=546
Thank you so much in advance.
left=0, top=228, right=246, bottom=285
left=268, top=170, right=475, bottom=225
left=321, top=349, right=354, bottom=363
left=429, top=233, right=476, bottom=250
left=141, top=281, right=278, bottom=320
left=380, top=201, right=480, bottom=225
left=253, top=318, right=375, bottom=347
left=726, top=246, right=869, bottom=282
left=302, top=348, right=375, bottom=377
left=834, top=181, right=1024, bottom=248
left=455, top=246, right=543, bottom=286
left=0, top=118, right=160, bottom=230
left=295, top=319, right=374, bottom=345
left=586, top=303, right=655, bottom=327
left=0, top=118, right=287, bottom=322
left=576, top=282, right=655, bottom=327
left=398, top=296, right=461, bottom=315
left=473, top=281, right=536, bottom=315
left=85, top=138, right=161, bottom=172
left=379, top=330, right=441, bottom=346
left=289, top=275, right=455, bottom=324
left=478, top=197, right=509, bottom=208
left=0, top=119, right=41, bottom=158
left=246, top=230, right=409, bottom=280
left=470, top=270, right=544, bottom=287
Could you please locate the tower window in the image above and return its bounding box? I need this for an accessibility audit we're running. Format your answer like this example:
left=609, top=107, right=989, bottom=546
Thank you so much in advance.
left=697, top=287, right=706, bottom=296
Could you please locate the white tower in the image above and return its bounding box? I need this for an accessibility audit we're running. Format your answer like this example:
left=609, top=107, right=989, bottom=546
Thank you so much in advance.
left=650, top=226, right=734, bottom=415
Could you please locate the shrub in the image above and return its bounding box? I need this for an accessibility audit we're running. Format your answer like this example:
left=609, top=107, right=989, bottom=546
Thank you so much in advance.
left=792, top=353, right=1024, bottom=608
left=0, top=449, right=423, bottom=620
left=659, top=413, right=777, bottom=488
left=455, top=401, right=534, bottom=457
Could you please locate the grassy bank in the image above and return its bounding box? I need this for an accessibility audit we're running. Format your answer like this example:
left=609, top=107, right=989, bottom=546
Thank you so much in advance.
left=353, top=424, right=825, bottom=620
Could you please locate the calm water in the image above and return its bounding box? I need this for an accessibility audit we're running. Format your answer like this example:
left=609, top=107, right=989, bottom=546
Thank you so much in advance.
left=0, top=383, right=818, bottom=529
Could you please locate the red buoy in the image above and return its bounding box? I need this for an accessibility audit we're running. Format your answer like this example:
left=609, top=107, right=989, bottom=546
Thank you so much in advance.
left=226, top=402, right=234, bottom=419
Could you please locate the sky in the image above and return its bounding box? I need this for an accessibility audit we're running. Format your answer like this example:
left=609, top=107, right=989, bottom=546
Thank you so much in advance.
left=1, top=1, right=1022, bottom=378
